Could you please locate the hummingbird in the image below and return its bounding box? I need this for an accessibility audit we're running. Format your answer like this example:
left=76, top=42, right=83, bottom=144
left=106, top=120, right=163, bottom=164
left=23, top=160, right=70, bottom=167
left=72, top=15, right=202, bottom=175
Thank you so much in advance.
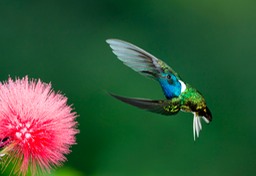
left=106, top=39, right=212, bottom=140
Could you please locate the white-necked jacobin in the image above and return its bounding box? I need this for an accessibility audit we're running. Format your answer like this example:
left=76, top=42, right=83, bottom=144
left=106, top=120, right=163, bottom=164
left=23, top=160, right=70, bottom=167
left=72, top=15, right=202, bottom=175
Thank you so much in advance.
left=106, top=39, right=212, bottom=140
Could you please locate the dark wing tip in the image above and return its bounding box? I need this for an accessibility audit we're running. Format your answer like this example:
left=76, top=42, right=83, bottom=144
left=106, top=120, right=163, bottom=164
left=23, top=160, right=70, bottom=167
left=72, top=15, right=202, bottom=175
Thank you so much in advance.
left=109, top=92, right=157, bottom=109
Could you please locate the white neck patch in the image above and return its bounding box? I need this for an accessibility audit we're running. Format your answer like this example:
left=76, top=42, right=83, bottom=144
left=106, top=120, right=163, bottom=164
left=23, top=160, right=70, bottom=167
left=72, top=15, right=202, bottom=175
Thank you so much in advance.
left=179, top=80, right=186, bottom=93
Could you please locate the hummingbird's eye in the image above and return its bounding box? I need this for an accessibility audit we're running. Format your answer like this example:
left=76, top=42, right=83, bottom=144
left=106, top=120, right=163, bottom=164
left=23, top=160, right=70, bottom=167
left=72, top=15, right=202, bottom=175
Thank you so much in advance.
left=167, top=74, right=173, bottom=85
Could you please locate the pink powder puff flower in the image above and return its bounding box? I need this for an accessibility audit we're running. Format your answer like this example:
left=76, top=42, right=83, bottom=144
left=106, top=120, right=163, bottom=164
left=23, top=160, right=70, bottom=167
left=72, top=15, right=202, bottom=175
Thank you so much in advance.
left=0, top=76, right=79, bottom=176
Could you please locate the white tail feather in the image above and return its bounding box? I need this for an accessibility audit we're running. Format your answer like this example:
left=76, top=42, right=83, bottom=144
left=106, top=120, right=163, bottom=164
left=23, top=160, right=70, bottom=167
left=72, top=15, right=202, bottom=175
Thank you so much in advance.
left=193, top=113, right=203, bottom=141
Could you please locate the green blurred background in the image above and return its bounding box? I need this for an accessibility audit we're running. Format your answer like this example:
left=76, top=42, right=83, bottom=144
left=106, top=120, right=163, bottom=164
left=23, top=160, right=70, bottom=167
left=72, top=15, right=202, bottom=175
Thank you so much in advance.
left=1, top=0, right=256, bottom=175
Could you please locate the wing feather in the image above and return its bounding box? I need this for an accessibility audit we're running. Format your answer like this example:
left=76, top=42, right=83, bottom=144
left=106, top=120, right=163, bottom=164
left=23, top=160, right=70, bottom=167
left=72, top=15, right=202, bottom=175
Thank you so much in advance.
left=106, top=39, right=180, bottom=79
left=110, top=93, right=180, bottom=115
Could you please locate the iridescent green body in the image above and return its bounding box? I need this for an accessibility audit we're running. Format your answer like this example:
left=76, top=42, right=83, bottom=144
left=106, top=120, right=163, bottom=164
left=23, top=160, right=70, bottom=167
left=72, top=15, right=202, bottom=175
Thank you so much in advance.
left=180, top=84, right=207, bottom=113
left=159, top=84, right=207, bottom=115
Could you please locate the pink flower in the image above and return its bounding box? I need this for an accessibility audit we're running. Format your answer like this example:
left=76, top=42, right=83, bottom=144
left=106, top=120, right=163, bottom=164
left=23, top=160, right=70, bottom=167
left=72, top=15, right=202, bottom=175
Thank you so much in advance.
left=0, top=76, right=78, bottom=176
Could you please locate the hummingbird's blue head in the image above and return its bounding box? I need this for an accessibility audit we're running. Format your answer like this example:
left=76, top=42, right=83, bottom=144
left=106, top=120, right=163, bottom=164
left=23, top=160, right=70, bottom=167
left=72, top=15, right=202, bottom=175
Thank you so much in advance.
left=158, top=73, right=182, bottom=99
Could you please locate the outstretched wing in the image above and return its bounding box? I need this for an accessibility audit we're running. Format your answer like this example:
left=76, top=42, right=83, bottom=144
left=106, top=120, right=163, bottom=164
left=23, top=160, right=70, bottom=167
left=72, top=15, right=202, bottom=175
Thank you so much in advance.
left=110, top=93, right=180, bottom=115
left=106, top=39, right=180, bottom=79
